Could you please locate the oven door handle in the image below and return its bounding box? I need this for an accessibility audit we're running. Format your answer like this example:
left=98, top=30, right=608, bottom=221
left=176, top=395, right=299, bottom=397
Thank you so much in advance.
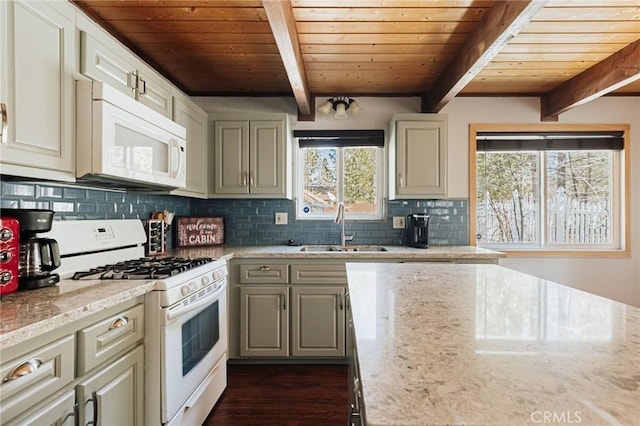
left=166, top=282, right=226, bottom=322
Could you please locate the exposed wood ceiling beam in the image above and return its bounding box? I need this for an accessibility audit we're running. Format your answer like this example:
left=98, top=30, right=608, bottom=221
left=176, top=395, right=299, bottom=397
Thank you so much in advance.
left=422, top=0, right=549, bottom=113
left=542, top=39, right=640, bottom=119
left=262, top=0, right=312, bottom=118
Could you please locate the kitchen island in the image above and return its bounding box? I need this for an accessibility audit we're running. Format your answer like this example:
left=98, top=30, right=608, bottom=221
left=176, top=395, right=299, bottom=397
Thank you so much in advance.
left=346, top=263, right=640, bottom=426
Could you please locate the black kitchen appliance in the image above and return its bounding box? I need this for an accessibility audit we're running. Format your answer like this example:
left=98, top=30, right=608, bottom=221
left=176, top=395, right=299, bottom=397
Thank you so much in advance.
left=406, top=213, right=430, bottom=248
left=0, top=208, right=61, bottom=290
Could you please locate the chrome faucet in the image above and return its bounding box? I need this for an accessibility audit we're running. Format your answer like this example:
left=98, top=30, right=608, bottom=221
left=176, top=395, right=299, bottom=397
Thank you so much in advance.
left=334, top=202, right=354, bottom=246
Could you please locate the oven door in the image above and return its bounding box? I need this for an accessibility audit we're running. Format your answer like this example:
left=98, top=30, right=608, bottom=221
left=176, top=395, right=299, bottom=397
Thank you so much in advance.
left=161, top=280, right=227, bottom=423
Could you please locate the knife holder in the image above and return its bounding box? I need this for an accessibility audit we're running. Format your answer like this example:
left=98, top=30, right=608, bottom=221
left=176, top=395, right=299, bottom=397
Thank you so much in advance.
left=144, top=219, right=167, bottom=256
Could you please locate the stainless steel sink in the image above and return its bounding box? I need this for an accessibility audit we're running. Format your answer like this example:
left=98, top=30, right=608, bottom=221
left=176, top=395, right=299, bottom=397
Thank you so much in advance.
left=300, top=245, right=388, bottom=252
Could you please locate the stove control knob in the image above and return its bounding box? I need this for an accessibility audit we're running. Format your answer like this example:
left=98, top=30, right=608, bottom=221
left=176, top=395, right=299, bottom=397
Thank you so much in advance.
left=0, top=250, right=12, bottom=262
left=181, top=285, right=191, bottom=296
left=0, top=228, right=13, bottom=241
left=201, top=275, right=210, bottom=287
left=0, top=271, right=12, bottom=284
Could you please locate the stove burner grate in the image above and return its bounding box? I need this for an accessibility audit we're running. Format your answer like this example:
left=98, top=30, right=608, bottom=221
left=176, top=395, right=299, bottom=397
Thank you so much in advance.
left=71, top=257, right=215, bottom=280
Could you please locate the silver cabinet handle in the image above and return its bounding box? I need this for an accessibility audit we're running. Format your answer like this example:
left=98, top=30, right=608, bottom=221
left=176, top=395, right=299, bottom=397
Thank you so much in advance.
left=338, top=294, right=344, bottom=310
left=1, top=103, right=7, bottom=145
left=399, top=173, right=404, bottom=187
left=259, top=265, right=271, bottom=271
left=138, top=76, right=146, bottom=96
left=242, top=172, right=248, bottom=187
left=281, top=293, right=286, bottom=310
left=127, top=71, right=137, bottom=92
left=249, top=171, right=255, bottom=188
left=108, top=316, right=128, bottom=330
left=3, top=358, right=42, bottom=382
left=86, top=391, right=98, bottom=426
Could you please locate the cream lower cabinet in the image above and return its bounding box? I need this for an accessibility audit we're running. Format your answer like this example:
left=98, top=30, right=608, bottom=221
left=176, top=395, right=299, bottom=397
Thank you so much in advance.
left=76, top=345, right=144, bottom=426
left=0, top=298, right=144, bottom=426
left=0, top=0, right=76, bottom=181
left=235, top=261, right=347, bottom=359
left=240, top=285, right=290, bottom=357
left=291, top=286, right=346, bottom=357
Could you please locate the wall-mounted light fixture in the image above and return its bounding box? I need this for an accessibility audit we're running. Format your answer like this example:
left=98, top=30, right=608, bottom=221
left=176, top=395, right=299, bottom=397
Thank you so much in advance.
left=317, top=96, right=364, bottom=120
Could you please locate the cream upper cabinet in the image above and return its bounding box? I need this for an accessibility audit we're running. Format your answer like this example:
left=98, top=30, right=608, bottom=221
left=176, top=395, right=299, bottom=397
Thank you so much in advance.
left=389, top=114, right=448, bottom=199
left=77, top=14, right=172, bottom=118
left=171, top=94, right=208, bottom=198
left=210, top=113, right=291, bottom=198
left=0, top=0, right=75, bottom=181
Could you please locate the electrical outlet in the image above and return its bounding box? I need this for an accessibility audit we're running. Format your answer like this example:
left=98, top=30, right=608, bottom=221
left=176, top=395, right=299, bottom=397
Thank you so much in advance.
left=275, top=212, right=288, bottom=225
left=392, top=216, right=406, bottom=229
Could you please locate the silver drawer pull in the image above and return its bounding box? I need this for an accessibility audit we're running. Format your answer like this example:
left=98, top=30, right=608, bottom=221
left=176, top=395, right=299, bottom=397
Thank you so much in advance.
left=259, top=265, right=271, bottom=271
left=109, top=316, right=128, bottom=330
left=1, top=103, right=7, bottom=145
left=3, top=358, right=42, bottom=382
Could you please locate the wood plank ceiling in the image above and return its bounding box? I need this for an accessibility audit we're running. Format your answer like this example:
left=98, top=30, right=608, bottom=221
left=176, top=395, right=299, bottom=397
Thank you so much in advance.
left=73, top=0, right=640, bottom=119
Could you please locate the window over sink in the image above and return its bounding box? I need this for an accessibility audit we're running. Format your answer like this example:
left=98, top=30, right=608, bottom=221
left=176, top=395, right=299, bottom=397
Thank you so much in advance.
left=293, top=130, right=385, bottom=220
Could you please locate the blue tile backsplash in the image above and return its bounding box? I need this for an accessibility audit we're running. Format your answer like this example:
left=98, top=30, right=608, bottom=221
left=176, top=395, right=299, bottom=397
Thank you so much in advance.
left=1, top=179, right=469, bottom=246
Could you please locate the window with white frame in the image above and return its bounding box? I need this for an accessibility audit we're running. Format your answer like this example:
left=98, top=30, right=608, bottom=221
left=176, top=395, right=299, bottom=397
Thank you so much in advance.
left=294, top=130, right=385, bottom=220
left=472, top=128, right=626, bottom=251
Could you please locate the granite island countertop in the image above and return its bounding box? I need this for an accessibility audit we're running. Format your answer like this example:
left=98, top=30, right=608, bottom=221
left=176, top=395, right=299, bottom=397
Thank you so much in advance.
left=346, top=262, right=640, bottom=426
left=0, top=245, right=502, bottom=351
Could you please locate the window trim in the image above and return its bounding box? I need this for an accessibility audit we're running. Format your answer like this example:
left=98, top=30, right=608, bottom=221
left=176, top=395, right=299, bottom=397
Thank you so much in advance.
left=469, top=123, right=630, bottom=258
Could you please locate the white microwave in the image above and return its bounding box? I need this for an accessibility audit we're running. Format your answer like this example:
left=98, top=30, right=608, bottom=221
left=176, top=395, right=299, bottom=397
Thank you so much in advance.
left=76, top=80, right=186, bottom=190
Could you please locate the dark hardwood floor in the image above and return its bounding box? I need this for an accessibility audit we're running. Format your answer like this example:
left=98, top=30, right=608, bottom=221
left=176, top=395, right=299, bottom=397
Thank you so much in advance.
left=203, top=363, right=348, bottom=426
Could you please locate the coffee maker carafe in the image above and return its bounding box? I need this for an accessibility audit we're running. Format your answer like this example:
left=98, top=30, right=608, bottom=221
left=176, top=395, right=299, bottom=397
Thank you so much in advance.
left=0, top=209, right=61, bottom=290
left=406, top=213, right=430, bottom=248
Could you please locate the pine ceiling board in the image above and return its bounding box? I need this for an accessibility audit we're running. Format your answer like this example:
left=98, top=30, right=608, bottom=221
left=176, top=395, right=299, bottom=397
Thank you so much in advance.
left=77, top=6, right=269, bottom=21
left=126, top=33, right=277, bottom=44
left=298, top=33, right=469, bottom=44
left=302, top=53, right=454, bottom=63
left=476, top=68, right=578, bottom=77
left=501, top=43, right=630, bottom=54
left=512, top=33, right=640, bottom=44
left=308, top=70, right=440, bottom=81
left=525, top=21, right=640, bottom=32
left=492, top=52, right=614, bottom=62
left=140, top=43, right=281, bottom=55
left=292, top=7, right=489, bottom=22
left=534, top=7, right=640, bottom=21
left=291, top=1, right=494, bottom=6
left=296, top=21, right=476, bottom=33
left=73, top=1, right=265, bottom=6
left=549, top=0, right=640, bottom=6
left=97, top=20, right=274, bottom=33
left=153, top=53, right=288, bottom=64
left=305, top=62, right=442, bottom=71
left=301, top=44, right=458, bottom=54
left=461, top=81, right=561, bottom=93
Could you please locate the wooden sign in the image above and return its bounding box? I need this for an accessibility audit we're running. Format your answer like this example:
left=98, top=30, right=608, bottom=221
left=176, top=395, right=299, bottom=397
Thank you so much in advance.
left=175, top=217, right=224, bottom=247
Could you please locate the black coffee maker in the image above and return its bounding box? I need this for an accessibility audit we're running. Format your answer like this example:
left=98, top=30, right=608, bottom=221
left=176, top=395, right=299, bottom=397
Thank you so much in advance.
left=0, top=209, right=61, bottom=290
left=406, top=213, right=430, bottom=248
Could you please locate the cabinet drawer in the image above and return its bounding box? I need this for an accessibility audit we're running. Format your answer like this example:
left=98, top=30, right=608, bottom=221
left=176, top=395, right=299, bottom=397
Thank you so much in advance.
left=77, top=303, right=144, bottom=375
left=240, top=264, right=289, bottom=284
left=0, top=335, right=75, bottom=423
left=290, top=264, right=347, bottom=285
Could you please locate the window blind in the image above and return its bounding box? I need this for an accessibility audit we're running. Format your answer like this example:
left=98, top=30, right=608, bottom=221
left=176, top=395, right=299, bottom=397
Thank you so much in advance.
left=294, top=130, right=384, bottom=148
left=476, top=131, right=624, bottom=151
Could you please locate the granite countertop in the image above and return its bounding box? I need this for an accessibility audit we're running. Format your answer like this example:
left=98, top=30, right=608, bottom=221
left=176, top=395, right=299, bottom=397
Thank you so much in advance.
left=170, top=244, right=505, bottom=260
left=0, top=245, right=502, bottom=351
left=0, top=279, right=155, bottom=350
left=345, top=263, right=640, bottom=426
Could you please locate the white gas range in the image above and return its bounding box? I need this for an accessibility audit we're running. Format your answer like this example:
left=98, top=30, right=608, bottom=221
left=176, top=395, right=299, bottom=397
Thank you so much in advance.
left=45, top=219, right=228, bottom=426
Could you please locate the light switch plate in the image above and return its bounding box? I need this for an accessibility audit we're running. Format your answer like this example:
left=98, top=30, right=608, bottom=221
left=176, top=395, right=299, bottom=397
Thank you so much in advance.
left=275, top=212, right=288, bottom=225
left=392, top=216, right=405, bottom=229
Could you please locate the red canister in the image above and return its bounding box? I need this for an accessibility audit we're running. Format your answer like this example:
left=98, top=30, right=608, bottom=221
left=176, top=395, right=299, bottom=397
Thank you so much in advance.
left=0, top=217, right=20, bottom=295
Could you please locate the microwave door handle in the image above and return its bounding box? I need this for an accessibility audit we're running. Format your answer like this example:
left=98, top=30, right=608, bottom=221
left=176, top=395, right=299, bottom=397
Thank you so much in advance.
left=169, top=139, right=184, bottom=178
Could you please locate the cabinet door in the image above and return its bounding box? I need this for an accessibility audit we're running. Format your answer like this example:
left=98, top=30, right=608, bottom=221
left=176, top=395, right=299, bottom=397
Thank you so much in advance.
left=249, top=120, right=285, bottom=195
left=291, top=286, right=346, bottom=357
left=76, top=345, right=144, bottom=426
left=396, top=120, right=447, bottom=197
left=240, top=286, right=289, bottom=357
left=172, top=96, right=208, bottom=197
left=4, top=389, right=75, bottom=426
left=135, top=62, right=173, bottom=118
left=0, top=0, right=75, bottom=178
left=213, top=120, right=250, bottom=194
left=79, top=30, right=137, bottom=99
